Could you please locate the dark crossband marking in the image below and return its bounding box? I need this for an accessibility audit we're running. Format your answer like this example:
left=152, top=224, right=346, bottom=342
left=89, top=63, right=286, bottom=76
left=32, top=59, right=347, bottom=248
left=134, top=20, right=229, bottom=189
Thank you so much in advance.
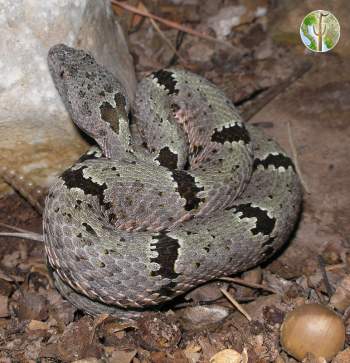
left=253, top=153, right=295, bottom=171
left=99, top=93, right=127, bottom=133
left=156, top=147, right=178, bottom=170
left=150, top=233, right=180, bottom=281
left=230, top=203, right=275, bottom=236
left=61, top=166, right=107, bottom=207
left=152, top=70, right=178, bottom=95
left=211, top=123, right=250, bottom=144
left=172, top=170, right=204, bottom=211
left=82, top=222, right=97, bottom=236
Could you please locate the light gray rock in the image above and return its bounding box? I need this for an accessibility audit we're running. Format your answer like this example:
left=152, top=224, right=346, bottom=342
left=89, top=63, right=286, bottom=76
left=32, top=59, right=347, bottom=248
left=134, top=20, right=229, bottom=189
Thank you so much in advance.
left=207, top=6, right=246, bottom=39
left=0, top=0, right=136, bottom=193
left=176, top=305, right=231, bottom=331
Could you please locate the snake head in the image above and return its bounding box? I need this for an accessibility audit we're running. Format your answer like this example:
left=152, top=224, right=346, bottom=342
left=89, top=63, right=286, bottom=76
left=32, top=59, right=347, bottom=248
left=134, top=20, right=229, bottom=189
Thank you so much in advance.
left=47, top=44, right=99, bottom=122
left=48, top=44, right=91, bottom=105
left=47, top=44, right=132, bottom=159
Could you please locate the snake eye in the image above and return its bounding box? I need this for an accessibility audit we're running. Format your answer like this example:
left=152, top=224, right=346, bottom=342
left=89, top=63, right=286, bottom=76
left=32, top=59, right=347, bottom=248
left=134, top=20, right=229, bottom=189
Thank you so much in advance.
left=60, top=70, right=65, bottom=78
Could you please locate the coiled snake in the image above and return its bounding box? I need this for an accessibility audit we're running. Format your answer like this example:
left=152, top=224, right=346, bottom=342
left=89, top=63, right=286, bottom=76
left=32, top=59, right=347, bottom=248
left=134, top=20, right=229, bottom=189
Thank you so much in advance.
left=45, top=44, right=302, bottom=321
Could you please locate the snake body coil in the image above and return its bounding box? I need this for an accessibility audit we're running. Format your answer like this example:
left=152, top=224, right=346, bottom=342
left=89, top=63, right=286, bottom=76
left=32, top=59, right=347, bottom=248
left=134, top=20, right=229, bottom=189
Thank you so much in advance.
left=45, top=44, right=302, bottom=320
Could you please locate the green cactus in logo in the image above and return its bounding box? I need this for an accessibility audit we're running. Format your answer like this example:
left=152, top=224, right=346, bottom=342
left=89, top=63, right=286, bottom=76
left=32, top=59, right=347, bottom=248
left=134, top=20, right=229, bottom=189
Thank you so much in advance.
left=300, top=10, right=340, bottom=52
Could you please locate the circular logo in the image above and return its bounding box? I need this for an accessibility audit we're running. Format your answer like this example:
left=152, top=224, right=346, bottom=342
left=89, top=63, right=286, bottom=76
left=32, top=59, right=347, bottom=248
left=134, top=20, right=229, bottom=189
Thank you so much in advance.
left=300, top=10, right=340, bottom=52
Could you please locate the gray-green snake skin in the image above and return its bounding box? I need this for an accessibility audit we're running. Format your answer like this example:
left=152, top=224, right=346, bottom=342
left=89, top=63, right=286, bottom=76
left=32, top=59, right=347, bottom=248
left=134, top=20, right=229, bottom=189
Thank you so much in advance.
left=45, top=44, right=302, bottom=321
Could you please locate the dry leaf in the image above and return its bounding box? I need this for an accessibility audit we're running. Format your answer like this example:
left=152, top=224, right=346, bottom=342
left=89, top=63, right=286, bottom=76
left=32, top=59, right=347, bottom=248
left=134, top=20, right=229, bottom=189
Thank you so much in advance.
left=108, top=349, right=137, bottom=363
left=0, top=295, right=9, bottom=318
left=331, top=276, right=350, bottom=312
left=332, top=347, right=350, bottom=363
left=210, top=349, right=242, bottom=363
left=27, top=320, right=49, bottom=331
left=184, top=343, right=202, bottom=363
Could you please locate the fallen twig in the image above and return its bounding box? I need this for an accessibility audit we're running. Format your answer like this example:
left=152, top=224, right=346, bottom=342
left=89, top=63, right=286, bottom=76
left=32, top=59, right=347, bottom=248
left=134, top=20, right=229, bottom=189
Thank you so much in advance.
left=0, top=222, right=34, bottom=234
left=138, top=2, right=188, bottom=66
left=318, top=255, right=334, bottom=298
left=111, top=0, right=232, bottom=47
left=0, top=231, right=44, bottom=242
left=0, top=222, right=43, bottom=242
left=220, top=288, right=252, bottom=321
left=167, top=31, right=185, bottom=67
left=219, top=276, right=277, bottom=294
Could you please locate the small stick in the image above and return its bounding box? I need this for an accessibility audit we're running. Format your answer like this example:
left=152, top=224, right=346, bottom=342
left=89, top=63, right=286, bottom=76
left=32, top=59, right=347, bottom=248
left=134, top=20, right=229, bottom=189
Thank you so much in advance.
left=287, top=121, right=310, bottom=194
left=167, top=31, right=185, bottom=67
left=0, top=222, right=35, bottom=234
left=111, top=0, right=232, bottom=47
left=220, top=288, right=252, bottom=321
left=0, top=223, right=43, bottom=242
left=318, top=255, right=334, bottom=298
left=219, top=276, right=277, bottom=294
left=0, top=231, right=44, bottom=242
left=138, top=2, right=188, bottom=66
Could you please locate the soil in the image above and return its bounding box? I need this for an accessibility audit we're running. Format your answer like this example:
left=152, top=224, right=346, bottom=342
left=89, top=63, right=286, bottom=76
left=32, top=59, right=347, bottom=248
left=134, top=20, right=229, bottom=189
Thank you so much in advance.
left=1, top=1, right=349, bottom=362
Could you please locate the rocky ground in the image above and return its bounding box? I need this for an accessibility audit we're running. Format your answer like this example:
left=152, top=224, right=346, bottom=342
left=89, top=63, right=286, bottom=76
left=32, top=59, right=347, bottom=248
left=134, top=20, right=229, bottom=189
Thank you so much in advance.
left=0, top=0, right=349, bottom=362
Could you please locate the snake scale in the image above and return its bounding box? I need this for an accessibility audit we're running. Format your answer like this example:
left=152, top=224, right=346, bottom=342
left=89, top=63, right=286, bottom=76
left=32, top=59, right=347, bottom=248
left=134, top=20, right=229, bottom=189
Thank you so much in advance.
left=45, top=44, right=302, bottom=321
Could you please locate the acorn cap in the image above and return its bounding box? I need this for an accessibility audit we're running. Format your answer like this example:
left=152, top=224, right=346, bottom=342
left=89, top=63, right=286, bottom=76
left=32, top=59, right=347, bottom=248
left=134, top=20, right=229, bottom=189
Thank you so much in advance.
left=280, top=303, right=345, bottom=361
